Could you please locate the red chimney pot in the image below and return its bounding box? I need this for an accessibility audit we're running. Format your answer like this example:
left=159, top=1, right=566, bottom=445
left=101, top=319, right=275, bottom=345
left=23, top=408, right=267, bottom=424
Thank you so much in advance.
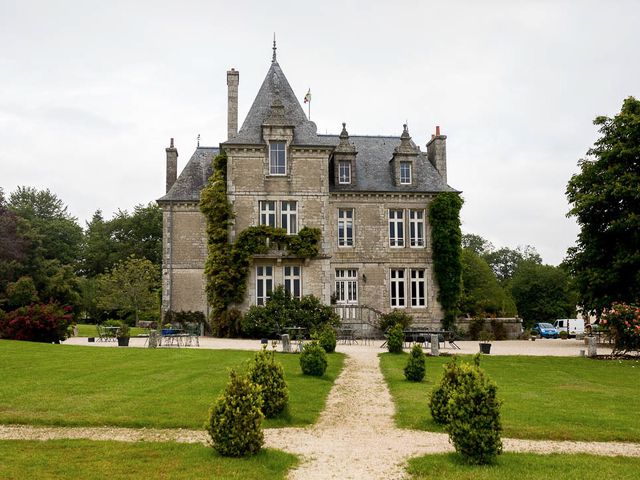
left=436, top=126, right=441, bottom=136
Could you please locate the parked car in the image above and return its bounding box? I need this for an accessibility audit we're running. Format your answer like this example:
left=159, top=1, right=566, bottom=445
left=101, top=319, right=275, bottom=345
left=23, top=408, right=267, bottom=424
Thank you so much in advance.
left=553, top=319, right=585, bottom=337
left=531, top=323, right=559, bottom=339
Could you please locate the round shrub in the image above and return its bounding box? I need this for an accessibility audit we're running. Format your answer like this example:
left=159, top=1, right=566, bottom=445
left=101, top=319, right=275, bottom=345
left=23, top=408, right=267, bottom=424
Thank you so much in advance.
left=404, top=344, right=426, bottom=381
left=0, top=302, right=74, bottom=343
left=248, top=348, right=289, bottom=418
left=317, top=325, right=337, bottom=353
left=429, top=357, right=463, bottom=424
left=206, top=370, right=264, bottom=457
left=379, top=309, right=412, bottom=332
left=446, top=361, right=503, bottom=465
left=386, top=323, right=404, bottom=353
left=559, top=330, right=569, bottom=339
left=299, top=341, right=328, bottom=376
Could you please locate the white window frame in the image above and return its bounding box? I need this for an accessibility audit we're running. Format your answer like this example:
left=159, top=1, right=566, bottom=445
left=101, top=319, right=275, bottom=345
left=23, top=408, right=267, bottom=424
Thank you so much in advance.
left=259, top=200, right=276, bottom=227
left=281, top=201, right=298, bottom=235
left=256, top=266, right=273, bottom=306
left=409, top=209, right=425, bottom=248
left=338, top=208, right=354, bottom=247
left=390, top=269, right=406, bottom=307
left=338, top=161, right=351, bottom=184
left=284, top=266, right=302, bottom=299
left=389, top=209, right=405, bottom=247
left=410, top=269, right=426, bottom=308
left=400, top=161, right=412, bottom=184
left=269, top=142, right=287, bottom=176
left=335, top=269, right=358, bottom=305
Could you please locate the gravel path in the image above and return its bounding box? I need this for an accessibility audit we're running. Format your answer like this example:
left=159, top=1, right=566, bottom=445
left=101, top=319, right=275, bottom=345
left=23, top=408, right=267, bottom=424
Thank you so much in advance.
left=2, top=346, right=639, bottom=479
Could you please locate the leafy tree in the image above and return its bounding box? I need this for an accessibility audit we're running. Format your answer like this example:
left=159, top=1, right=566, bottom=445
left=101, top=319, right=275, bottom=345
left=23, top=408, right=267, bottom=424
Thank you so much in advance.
left=566, top=96, right=640, bottom=317
left=510, top=263, right=576, bottom=327
left=5, top=276, right=39, bottom=309
left=96, top=256, right=160, bottom=324
left=483, top=246, right=541, bottom=283
left=0, top=188, right=28, bottom=263
left=8, top=186, right=83, bottom=266
left=459, top=250, right=517, bottom=317
left=461, top=233, right=494, bottom=256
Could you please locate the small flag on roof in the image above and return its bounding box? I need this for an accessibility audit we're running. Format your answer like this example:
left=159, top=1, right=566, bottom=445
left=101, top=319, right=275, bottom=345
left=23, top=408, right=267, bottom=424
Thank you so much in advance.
left=304, top=89, right=311, bottom=103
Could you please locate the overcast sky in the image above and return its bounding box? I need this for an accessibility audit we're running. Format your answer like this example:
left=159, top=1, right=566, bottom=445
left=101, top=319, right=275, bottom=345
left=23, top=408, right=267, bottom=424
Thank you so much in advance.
left=1, top=0, right=638, bottom=265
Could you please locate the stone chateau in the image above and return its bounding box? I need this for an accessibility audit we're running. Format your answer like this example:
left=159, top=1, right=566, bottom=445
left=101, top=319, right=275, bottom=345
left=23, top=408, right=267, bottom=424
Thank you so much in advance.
left=158, top=46, right=457, bottom=325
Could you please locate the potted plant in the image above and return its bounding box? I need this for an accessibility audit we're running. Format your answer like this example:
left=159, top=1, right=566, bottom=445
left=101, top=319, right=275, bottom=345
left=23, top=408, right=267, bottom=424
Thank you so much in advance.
left=479, top=331, right=494, bottom=354
left=117, top=322, right=131, bottom=347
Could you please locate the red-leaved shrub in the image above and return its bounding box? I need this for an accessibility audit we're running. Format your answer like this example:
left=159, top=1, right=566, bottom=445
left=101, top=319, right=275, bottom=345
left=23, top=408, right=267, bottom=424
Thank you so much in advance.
left=0, top=303, right=74, bottom=343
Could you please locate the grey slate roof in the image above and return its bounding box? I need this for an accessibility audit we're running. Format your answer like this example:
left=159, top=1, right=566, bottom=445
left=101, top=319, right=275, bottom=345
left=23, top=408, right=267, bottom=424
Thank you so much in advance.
left=326, top=134, right=455, bottom=193
left=223, top=61, right=333, bottom=147
left=157, top=147, right=219, bottom=202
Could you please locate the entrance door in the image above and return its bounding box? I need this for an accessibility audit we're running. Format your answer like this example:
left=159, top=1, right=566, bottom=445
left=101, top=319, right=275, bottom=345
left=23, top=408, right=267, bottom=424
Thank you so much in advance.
left=335, top=269, right=358, bottom=321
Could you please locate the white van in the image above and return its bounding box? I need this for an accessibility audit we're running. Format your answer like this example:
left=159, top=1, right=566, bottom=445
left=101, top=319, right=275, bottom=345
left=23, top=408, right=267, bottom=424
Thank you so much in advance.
left=554, top=319, right=585, bottom=337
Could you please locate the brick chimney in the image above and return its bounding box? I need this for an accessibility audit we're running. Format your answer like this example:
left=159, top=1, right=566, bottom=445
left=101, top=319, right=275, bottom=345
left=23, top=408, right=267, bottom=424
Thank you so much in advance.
left=426, top=125, right=447, bottom=184
left=227, top=68, right=239, bottom=139
left=165, top=138, right=178, bottom=193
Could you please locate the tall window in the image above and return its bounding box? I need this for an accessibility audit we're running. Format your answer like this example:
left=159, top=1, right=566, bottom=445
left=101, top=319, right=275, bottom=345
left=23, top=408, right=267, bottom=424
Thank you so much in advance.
left=281, top=201, right=298, bottom=235
left=338, top=161, right=351, bottom=184
left=390, top=269, right=406, bottom=307
left=400, top=161, right=412, bottom=184
left=409, top=209, right=425, bottom=247
left=269, top=142, right=286, bottom=175
left=389, top=209, right=405, bottom=247
left=338, top=208, right=354, bottom=247
left=284, top=266, right=301, bottom=299
left=259, top=201, right=276, bottom=227
left=256, top=266, right=273, bottom=306
left=335, top=269, right=358, bottom=304
left=410, top=269, right=426, bottom=307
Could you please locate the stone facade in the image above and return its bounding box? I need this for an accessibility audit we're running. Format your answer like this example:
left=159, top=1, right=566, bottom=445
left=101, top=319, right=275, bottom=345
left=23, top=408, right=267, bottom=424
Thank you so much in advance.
left=158, top=51, right=457, bottom=327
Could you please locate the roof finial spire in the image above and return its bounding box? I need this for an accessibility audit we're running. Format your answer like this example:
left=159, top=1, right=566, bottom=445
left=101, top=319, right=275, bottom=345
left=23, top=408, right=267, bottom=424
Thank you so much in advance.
left=272, top=33, right=277, bottom=63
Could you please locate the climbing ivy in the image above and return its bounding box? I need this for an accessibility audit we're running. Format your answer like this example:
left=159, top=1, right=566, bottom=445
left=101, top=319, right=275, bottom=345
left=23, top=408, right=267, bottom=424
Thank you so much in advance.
left=429, top=192, right=463, bottom=330
left=199, top=151, right=321, bottom=335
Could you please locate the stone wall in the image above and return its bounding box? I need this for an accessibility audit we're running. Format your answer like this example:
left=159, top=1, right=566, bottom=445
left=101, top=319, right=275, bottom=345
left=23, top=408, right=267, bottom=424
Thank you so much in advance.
left=456, top=317, right=523, bottom=340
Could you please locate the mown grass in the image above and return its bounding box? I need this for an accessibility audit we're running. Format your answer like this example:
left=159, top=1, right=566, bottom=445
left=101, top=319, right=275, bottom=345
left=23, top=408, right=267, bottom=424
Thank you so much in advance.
left=407, top=452, right=640, bottom=480
left=0, top=440, right=297, bottom=480
left=75, top=324, right=146, bottom=337
left=0, top=340, right=344, bottom=429
left=380, top=353, right=640, bottom=442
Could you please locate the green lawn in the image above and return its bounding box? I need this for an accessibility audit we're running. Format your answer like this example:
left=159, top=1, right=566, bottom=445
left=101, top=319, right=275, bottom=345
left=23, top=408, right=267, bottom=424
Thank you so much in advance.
left=0, top=340, right=344, bottom=429
left=75, top=323, right=147, bottom=337
left=0, top=440, right=297, bottom=480
left=407, top=452, right=640, bottom=480
left=380, top=353, right=640, bottom=442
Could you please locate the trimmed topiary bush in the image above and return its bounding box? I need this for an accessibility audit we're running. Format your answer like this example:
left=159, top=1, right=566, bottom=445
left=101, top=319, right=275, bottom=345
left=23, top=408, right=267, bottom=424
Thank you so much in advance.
left=299, top=341, right=328, bottom=376
left=446, top=361, right=503, bottom=464
left=429, top=357, right=463, bottom=424
left=317, top=325, right=337, bottom=353
left=247, top=347, right=288, bottom=418
left=205, top=370, right=264, bottom=457
left=404, top=344, right=426, bottom=381
left=386, top=323, right=404, bottom=353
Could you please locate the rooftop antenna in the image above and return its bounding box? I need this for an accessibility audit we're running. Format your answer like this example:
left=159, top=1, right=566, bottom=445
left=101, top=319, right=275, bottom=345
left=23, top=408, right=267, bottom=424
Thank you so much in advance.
left=272, top=33, right=277, bottom=63
left=197, top=133, right=200, bottom=147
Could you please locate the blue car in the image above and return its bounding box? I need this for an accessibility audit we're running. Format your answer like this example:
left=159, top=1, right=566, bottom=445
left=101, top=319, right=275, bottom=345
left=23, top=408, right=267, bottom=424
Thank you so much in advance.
left=532, top=322, right=559, bottom=339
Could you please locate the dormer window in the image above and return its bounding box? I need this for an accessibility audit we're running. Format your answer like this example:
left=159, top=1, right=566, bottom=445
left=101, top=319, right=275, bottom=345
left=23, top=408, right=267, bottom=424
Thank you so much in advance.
left=400, top=161, right=412, bottom=184
left=338, top=161, right=351, bottom=184
left=269, top=142, right=286, bottom=175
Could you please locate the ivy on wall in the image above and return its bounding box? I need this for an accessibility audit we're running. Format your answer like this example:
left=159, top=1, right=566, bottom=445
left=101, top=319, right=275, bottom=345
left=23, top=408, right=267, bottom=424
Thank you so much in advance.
left=199, top=151, right=321, bottom=334
left=428, top=192, right=463, bottom=330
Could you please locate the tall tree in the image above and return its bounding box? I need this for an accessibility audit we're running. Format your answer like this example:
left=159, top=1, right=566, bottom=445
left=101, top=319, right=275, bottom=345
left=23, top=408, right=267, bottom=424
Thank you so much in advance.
left=484, top=245, right=541, bottom=283
left=511, top=263, right=576, bottom=328
left=96, top=256, right=160, bottom=323
left=566, top=96, right=640, bottom=317
left=8, top=186, right=83, bottom=266
left=461, top=233, right=494, bottom=257
left=459, top=249, right=517, bottom=317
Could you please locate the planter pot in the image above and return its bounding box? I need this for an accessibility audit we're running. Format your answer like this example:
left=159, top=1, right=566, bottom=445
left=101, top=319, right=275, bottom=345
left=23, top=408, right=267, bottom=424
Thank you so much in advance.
left=88, top=337, right=95, bottom=343
left=117, top=337, right=130, bottom=347
left=479, top=342, right=492, bottom=354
